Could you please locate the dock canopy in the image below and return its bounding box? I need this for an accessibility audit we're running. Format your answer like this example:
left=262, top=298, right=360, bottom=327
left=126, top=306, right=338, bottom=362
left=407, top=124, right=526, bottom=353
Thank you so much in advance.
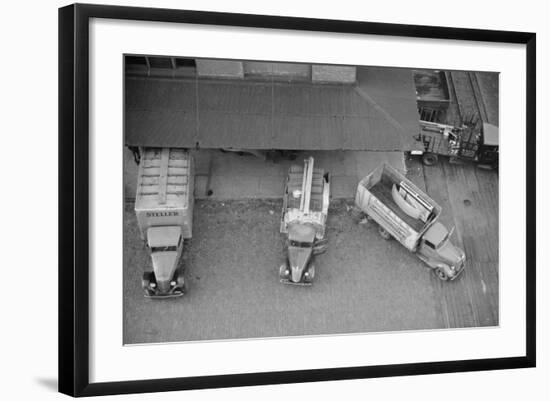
left=125, top=65, right=420, bottom=151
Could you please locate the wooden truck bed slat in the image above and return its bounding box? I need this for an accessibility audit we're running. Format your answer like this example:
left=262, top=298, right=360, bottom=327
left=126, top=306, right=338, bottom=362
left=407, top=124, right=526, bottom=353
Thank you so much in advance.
left=140, top=175, right=188, bottom=186
left=135, top=148, right=191, bottom=210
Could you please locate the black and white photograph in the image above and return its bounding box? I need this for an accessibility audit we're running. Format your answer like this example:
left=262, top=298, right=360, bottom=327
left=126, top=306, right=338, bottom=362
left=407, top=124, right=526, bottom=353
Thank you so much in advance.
left=3, top=0, right=545, bottom=399
left=123, top=57, right=499, bottom=344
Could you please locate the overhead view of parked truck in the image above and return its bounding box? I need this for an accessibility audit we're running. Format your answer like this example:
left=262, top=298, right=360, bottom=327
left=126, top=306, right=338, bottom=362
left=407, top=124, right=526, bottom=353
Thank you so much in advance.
left=134, top=147, right=194, bottom=298
left=355, top=163, right=466, bottom=281
left=279, top=157, right=330, bottom=285
left=411, top=120, right=499, bottom=169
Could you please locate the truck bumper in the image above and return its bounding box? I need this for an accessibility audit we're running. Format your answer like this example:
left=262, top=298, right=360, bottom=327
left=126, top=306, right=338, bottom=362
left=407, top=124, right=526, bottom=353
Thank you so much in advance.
left=279, top=263, right=314, bottom=286
left=142, top=271, right=186, bottom=298
left=145, top=291, right=185, bottom=299
left=279, top=277, right=312, bottom=286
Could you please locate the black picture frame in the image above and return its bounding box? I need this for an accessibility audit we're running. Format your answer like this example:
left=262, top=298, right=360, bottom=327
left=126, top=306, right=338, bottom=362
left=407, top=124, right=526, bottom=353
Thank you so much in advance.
left=58, top=3, right=536, bottom=397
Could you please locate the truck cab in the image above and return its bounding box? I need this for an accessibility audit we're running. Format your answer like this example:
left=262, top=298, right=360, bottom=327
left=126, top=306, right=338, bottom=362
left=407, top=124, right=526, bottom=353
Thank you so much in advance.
left=476, top=122, right=499, bottom=168
left=417, top=222, right=465, bottom=280
left=282, top=224, right=317, bottom=284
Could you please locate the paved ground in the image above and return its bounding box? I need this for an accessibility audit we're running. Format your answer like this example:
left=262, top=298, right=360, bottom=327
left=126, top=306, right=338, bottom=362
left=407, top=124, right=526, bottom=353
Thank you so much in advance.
left=405, top=157, right=499, bottom=328
left=123, top=155, right=498, bottom=344
left=123, top=197, right=442, bottom=344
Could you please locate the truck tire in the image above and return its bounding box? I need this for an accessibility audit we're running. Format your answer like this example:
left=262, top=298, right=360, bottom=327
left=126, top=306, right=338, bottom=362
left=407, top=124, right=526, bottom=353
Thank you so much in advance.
left=378, top=226, right=391, bottom=240
left=141, top=272, right=153, bottom=289
left=435, top=267, right=450, bottom=281
left=176, top=270, right=187, bottom=294
left=279, top=263, right=289, bottom=279
left=422, top=153, right=438, bottom=166
left=350, top=207, right=365, bottom=223
left=305, top=264, right=315, bottom=282
left=142, top=272, right=155, bottom=296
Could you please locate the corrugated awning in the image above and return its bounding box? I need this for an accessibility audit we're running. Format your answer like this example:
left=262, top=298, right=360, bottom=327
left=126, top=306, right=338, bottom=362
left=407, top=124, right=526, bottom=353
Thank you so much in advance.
left=125, top=66, right=420, bottom=151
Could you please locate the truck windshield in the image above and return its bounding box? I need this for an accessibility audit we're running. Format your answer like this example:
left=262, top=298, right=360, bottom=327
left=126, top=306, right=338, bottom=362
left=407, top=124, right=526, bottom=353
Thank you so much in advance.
left=151, top=246, right=178, bottom=253
left=434, top=234, right=449, bottom=249
left=289, top=240, right=313, bottom=248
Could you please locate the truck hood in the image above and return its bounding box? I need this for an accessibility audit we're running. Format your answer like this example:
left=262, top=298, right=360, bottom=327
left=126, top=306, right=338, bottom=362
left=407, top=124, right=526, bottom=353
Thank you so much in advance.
left=438, top=240, right=465, bottom=268
left=151, top=251, right=179, bottom=292
left=288, top=246, right=312, bottom=283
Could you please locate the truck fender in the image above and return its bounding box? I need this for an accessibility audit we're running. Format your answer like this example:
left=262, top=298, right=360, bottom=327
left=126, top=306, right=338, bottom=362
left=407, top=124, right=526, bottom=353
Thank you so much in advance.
left=434, top=264, right=453, bottom=281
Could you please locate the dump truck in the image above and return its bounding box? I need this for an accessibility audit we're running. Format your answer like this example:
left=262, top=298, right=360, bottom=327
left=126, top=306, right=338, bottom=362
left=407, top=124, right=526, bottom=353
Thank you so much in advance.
left=355, top=163, right=465, bottom=281
left=135, top=147, right=194, bottom=298
left=412, top=120, right=499, bottom=169
left=279, top=157, right=330, bottom=285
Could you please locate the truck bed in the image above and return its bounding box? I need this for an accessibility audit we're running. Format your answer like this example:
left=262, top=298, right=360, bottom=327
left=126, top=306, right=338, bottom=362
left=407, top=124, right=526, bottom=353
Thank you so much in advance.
left=135, top=147, right=194, bottom=240
left=135, top=147, right=192, bottom=210
left=368, top=176, right=426, bottom=233
left=286, top=165, right=325, bottom=212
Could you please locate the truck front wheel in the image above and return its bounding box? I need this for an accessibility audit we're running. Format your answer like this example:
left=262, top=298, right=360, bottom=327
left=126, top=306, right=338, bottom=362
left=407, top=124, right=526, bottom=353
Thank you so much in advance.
left=142, top=272, right=153, bottom=289
left=435, top=267, right=450, bottom=281
left=175, top=270, right=187, bottom=294
left=279, top=263, right=289, bottom=279
left=142, top=272, right=155, bottom=296
left=304, top=264, right=315, bottom=283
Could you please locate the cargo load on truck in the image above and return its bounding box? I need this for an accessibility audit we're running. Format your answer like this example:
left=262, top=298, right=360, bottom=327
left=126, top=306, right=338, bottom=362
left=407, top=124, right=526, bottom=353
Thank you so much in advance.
left=355, top=163, right=465, bottom=281
left=135, top=147, right=194, bottom=297
left=279, top=157, right=330, bottom=285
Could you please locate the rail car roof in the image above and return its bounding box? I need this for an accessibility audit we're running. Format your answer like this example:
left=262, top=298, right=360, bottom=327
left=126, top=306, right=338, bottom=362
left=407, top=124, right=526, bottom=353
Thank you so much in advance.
left=125, top=66, right=420, bottom=151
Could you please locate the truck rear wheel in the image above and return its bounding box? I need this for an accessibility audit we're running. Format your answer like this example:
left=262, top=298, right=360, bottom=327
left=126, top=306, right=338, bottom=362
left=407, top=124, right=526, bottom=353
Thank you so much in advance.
left=422, top=153, right=438, bottom=166
left=378, top=226, right=391, bottom=240
left=350, top=207, right=364, bottom=223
